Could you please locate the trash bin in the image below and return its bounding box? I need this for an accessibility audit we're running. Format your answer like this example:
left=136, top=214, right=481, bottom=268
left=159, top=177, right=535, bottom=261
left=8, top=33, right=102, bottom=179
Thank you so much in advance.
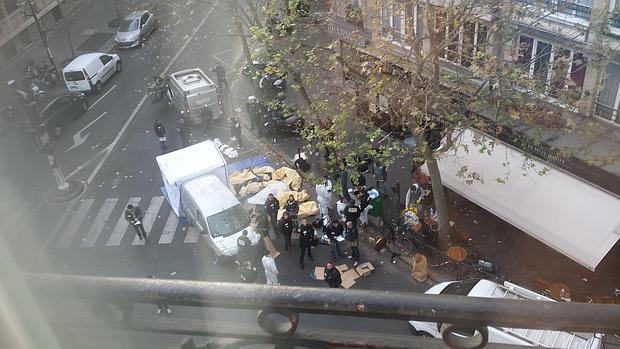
left=368, top=196, right=383, bottom=217
left=411, top=253, right=428, bottom=282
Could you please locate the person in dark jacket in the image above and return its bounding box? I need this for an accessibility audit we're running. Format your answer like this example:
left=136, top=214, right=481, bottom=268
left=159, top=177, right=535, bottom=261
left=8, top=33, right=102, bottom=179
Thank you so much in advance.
left=176, top=118, right=191, bottom=148
left=153, top=120, right=167, bottom=153
left=230, top=116, right=242, bottom=148
left=277, top=211, right=294, bottom=251
left=344, top=201, right=361, bottom=228
left=344, top=221, right=360, bottom=266
left=285, top=194, right=299, bottom=229
left=324, top=219, right=345, bottom=260
left=324, top=261, right=342, bottom=288
left=297, top=219, right=315, bottom=269
left=236, top=230, right=252, bottom=260
left=264, top=193, right=280, bottom=236
left=239, top=260, right=258, bottom=283
left=213, top=62, right=228, bottom=90
left=125, top=204, right=147, bottom=242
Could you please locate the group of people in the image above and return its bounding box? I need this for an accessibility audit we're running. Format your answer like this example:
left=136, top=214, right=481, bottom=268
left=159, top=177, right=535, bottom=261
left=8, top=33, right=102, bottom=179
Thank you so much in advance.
left=246, top=95, right=279, bottom=144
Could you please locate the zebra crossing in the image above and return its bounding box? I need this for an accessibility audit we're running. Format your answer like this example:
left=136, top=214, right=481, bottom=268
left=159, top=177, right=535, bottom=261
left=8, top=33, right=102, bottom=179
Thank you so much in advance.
left=49, top=195, right=201, bottom=249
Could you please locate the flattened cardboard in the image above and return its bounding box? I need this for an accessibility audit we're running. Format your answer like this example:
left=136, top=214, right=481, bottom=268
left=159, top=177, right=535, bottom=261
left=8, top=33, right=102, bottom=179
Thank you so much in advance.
left=342, top=269, right=360, bottom=281
left=314, top=267, right=325, bottom=280
left=358, top=262, right=375, bottom=271
left=340, top=277, right=356, bottom=289
left=336, top=264, right=348, bottom=273
left=356, top=265, right=372, bottom=277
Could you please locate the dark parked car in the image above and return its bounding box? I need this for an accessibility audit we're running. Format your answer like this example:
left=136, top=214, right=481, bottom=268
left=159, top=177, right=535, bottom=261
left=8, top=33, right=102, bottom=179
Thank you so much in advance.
left=35, top=93, right=88, bottom=146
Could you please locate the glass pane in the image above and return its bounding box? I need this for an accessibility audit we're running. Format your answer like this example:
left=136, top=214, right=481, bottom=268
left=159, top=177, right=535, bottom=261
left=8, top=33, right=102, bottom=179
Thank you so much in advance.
left=569, top=52, right=587, bottom=89
left=533, top=41, right=552, bottom=83
left=517, top=36, right=533, bottom=68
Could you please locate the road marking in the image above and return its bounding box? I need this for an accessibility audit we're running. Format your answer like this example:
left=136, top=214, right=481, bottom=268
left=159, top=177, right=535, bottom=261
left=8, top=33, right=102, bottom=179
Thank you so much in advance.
left=184, top=227, right=200, bottom=244
left=106, top=197, right=141, bottom=247
left=132, top=196, right=164, bottom=245
left=65, top=145, right=110, bottom=180
left=86, top=0, right=220, bottom=185
left=81, top=198, right=118, bottom=247
left=158, top=210, right=178, bottom=244
left=88, top=84, right=117, bottom=111
left=66, top=111, right=108, bottom=152
left=57, top=199, right=95, bottom=248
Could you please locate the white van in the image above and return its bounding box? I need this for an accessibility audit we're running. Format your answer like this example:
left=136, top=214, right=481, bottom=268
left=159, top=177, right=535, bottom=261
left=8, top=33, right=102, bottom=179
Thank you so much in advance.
left=180, top=174, right=259, bottom=258
left=63, top=52, right=122, bottom=93
left=409, top=279, right=605, bottom=348
left=166, top=68, right=219, bottom=125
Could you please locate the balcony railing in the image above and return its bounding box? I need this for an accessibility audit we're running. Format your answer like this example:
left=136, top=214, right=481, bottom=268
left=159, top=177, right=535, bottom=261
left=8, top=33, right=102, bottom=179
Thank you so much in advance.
left=25, top=274, right=620, bottom=349
left=518, top=0, right=592, bottom=20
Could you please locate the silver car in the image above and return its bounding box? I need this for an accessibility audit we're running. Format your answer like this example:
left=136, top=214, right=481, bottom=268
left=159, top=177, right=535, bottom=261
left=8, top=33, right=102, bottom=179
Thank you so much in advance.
left=114, top=10, right=157, bottom=49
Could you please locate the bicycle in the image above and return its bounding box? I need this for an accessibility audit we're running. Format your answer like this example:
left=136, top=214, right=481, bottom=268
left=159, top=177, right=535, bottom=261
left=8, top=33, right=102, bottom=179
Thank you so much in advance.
left=374, top=217, right=416, bottom=258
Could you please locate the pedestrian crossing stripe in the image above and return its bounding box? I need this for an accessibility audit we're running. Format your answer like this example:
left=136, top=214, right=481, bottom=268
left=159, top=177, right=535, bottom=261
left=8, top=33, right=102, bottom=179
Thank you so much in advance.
left=52, top=196, right=201, bottom=249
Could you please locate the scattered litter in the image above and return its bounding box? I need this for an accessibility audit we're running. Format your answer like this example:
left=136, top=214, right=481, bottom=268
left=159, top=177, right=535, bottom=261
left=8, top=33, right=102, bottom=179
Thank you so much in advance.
left=473, top=220, right=478, bottom=224
left=582, top=278, right=588, bottom=282
left=170, top=272, right=176, bottom=276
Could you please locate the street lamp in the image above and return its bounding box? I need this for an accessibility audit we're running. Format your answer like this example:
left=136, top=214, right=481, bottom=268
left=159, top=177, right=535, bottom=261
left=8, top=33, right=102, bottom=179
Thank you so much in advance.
left=20, top=0, right=58, bottom=76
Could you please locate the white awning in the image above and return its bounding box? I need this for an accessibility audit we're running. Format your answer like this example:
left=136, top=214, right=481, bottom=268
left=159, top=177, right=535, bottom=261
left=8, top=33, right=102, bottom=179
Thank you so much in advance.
left=431, top=128, right=620, bottom=271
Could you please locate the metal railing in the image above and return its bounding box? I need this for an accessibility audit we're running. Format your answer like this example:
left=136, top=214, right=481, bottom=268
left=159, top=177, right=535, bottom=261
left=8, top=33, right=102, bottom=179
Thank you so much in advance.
left=27, top=274, right=620, bottom=349
left=518, top=0, right=592, bottom=20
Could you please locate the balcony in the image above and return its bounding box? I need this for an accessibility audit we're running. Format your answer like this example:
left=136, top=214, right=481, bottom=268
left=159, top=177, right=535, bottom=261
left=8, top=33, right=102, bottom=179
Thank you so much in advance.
left=20, top=274, right=620, bottom=349
left=543, top=0, right=592, bottom=20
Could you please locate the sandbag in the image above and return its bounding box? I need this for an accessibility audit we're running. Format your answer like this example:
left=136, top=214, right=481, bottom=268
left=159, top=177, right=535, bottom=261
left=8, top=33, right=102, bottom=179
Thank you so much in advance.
left=273, top=167, right=302, bottom=191
left=411, top=253, right=428, bottom=282
left=238, top=181, right=265, bottom=197
left=229, top=168, right=259, bottom=186
left=277, top=190, right=310, bottom=207
left=247, top=181, right=289, bottom=205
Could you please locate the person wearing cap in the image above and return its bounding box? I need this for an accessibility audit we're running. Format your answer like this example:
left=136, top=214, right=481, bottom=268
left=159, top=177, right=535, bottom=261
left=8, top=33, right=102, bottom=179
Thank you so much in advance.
left=125, top=204, right=147, bottom=242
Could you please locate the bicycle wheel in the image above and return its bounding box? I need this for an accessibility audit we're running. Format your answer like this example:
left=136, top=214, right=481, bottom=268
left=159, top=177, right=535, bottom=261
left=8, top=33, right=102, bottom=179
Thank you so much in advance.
left=394, top=236, right=414, bottom=256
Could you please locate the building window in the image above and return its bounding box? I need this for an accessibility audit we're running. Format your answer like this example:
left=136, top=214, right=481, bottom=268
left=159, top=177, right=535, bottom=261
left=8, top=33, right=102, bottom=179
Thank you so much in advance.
left=517, top=35, right=587, bottom=96
left=3, top=0, right=19, bottom=14
left=596, top=63, right=620, bottom=123
left=381, top=1, right=417, bottom=42
left=433, top=11, right=488, bottom=68
left=544, top=0, right=592, bottom=20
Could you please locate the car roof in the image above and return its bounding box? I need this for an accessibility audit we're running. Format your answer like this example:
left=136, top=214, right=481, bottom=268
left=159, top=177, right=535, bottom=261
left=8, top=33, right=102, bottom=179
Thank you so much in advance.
left=63, top=53, right=104, bottom=71
left=38, top=94, right=76, bottom=116
left=183, top=175, right=239, bottom=217
left=124, top=10, right=146, bottom=20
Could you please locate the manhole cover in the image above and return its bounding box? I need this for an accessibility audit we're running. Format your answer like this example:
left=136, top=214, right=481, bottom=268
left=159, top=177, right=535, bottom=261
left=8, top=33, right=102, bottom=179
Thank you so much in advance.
left=77, top=33, right=114, bottom=52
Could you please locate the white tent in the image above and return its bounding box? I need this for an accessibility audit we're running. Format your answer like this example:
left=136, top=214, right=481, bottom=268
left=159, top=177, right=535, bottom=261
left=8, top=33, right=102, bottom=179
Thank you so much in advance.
left=429, top=128, right=620, bottom=271
left=156, top=140, right=228, bottom=216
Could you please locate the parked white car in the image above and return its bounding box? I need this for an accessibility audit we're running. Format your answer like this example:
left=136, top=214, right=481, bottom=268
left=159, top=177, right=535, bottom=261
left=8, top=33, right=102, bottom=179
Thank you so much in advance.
left=409, top=279, right=605, bottom=348
left=62, top=53, right=122, bottom=93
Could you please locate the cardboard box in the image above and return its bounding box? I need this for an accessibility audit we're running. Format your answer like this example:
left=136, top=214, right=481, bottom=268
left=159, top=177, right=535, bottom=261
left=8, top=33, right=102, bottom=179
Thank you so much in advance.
left=342, top=268, right=360, bottom=281
left=314, top=266, right=325, bottom=280
left=336, top=264, right=348, bottom=273
left=340, top=277, right=356, bottom=289
left=355, top=262, right=375, bottom=277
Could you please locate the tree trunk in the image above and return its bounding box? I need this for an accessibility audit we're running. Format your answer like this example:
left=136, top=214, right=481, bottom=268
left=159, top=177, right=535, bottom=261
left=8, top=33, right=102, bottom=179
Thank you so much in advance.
left=232, top=4, right=258, bottom=91
left=424, top=147, right=457, bottom=247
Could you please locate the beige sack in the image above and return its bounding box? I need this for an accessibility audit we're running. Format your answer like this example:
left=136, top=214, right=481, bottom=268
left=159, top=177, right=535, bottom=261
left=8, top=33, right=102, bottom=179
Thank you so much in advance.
left=411, top=253, right=428, bottom=282
left=273, top=167, right=302, bottom=191
left=277, top=190, right=310, bottom=207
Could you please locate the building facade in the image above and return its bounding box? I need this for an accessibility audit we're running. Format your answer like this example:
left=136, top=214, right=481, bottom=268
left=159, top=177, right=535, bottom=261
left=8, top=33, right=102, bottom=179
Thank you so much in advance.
left=329, top=0, right=620, bottom=125
left=0, top=0, right=74, bottom=65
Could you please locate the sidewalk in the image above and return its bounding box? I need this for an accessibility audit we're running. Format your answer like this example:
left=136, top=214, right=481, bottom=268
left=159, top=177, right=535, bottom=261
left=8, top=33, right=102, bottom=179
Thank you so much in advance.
left=226, top=13, right=620, bottom=299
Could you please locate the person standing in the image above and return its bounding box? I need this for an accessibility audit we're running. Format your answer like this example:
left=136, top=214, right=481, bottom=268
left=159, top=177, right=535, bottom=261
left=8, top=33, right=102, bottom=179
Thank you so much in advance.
left=277, top=211, right=294, bottom=252
left=336, top=196, right=348, bottom=222
left=315, top=176, right=333, bottom=225
left=285, top=194, right=299, bottom=229
left=344, top=221, right=360, bottom=266
left=147, top=275, right=172, bottom=314
left=324, top=261, right=342, bottom=288
left=324, top=219, right=345, bottom=261
left=373, top=161, right=388, bottom=196
left=230, top=117, right=243, bottom=148
left=344, top=200, right=361, bottom=228
left=236, top=230, right=252, bottom=260
left=213, top=62, right=228, bottom=90
left=405, top=181, right=425, bottom=217
left=246, top=95, right=259, bottom=130
left=125, top=204, right=147, bottom=242
left=298, top=219, right=316, bottom=269
left=261, top=250, right=279, bottom=285
left=153, top=120, right=167, bottom=153
left=356, top=189, right=372, bottom=228
left=264, top=193, right=280, bottom=237
left=239, top=260, right=258, bottom=283
left=176, top=118, right=191, bottom=148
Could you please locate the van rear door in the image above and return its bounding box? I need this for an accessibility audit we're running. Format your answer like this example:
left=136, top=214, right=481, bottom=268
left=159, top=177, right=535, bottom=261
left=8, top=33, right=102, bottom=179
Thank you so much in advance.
left=63, top=69, right=90, bottom=92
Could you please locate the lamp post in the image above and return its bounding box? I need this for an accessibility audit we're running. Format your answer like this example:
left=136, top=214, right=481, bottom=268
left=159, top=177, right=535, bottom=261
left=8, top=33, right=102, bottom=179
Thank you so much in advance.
left=21, top=0, right=58, bottom=76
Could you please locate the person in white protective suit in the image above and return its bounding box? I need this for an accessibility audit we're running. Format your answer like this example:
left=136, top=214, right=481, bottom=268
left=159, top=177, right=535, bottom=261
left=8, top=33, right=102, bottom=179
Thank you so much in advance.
left=261, top=250, right=279, bottom=285
left=315, top=176, right=333, bottom=225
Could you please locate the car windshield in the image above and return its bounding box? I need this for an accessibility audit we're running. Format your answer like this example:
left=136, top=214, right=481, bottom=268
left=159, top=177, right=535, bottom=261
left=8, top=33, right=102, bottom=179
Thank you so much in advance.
left=206, top=204, right=249, bottom=237
left=63, top=71, right=85, bottom=81
left=119, top=19, right=139, bottom=32
left=440, top=279, right=481, bottom=296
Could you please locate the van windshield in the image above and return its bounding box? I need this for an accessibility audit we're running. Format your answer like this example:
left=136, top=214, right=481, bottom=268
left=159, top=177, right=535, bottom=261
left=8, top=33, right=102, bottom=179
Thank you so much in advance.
left=64, top=71, right=85, bottom=81
left=206, top=204, right=250, bottom=237
left=119, top=19, right=139, bottom=32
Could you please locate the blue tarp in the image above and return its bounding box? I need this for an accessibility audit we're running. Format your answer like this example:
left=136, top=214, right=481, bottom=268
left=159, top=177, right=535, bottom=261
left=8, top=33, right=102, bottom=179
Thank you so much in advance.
left=227, top=155, right=272, bottom=174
